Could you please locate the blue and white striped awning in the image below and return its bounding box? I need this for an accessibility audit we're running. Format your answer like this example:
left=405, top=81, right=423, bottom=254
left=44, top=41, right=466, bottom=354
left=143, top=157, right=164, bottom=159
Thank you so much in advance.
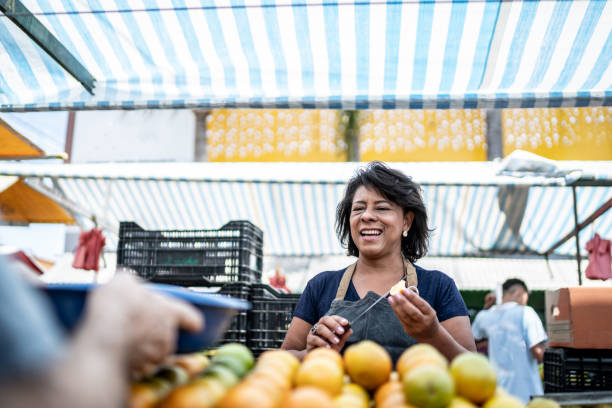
left=1, top=0, right=611, bottom=111
left=0, top=162, right=610, bottom=257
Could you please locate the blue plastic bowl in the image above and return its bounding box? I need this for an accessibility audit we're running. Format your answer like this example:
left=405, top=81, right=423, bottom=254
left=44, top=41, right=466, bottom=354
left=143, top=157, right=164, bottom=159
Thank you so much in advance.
left=42, top=283, right=251, bottom=353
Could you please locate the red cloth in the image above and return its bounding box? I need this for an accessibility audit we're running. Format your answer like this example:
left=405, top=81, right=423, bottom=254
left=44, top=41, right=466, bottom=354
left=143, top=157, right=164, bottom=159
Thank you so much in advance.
left=269, top=270, right=291, bottom=293
left=72, top=229, right=106, bottom=271
left=585, top=233, right=611, bottom=281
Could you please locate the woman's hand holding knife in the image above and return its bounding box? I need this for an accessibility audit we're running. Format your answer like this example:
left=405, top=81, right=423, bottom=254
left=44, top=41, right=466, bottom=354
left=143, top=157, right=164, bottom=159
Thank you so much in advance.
left=306, top=315, right=353, bottom=352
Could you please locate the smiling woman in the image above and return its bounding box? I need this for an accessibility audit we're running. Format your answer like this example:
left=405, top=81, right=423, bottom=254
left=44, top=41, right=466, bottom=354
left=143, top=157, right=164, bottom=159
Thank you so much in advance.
left=281, top=161, right=476, bottom=363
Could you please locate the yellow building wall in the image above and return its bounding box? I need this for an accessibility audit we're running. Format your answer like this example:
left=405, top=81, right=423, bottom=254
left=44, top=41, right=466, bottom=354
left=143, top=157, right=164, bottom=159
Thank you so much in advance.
left=359, top=109, right=487, bottom=161
left=502, top=107, right=612, bottom=160
left=207, top=107, right=611, bottom=162
left=207, top=109, right=346, bottom=162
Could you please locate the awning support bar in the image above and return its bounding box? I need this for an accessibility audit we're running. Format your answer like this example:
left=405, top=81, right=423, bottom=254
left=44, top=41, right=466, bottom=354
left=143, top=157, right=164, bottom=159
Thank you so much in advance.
left=0, top=0, right=96, bottom=94
left=572, top=187, right=582, bottom=286
left=545, top=196, right=612, bottom=255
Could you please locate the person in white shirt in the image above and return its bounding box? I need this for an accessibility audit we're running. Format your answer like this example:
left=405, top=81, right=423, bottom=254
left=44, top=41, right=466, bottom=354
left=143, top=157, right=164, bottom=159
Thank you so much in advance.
left=472, top=278, right=547, bottom=403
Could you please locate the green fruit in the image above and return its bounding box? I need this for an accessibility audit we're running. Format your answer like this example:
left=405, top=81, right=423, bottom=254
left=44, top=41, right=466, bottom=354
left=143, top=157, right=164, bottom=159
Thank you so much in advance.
left=214, top=343, right=254, bottom=371
left=204, top=364, right=240, bottom=389
left=145, top=377, right=172, bottom=395
left=212, top=355, right=250, bottom=378
left=403, top=365, right=455, bottom=408
left=154, top=365, right=190, bottom=386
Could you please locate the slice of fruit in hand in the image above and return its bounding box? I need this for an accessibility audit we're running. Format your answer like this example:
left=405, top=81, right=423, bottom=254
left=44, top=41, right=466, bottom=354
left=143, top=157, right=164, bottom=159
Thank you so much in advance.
left=390, top=281, right=419, bottom=296
left=389, top=280, right=406, bottom=296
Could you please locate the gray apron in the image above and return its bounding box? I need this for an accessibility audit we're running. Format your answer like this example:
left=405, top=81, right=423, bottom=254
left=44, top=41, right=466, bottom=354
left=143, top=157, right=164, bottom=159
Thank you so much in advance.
left=325, top=258, right=418, bottom=363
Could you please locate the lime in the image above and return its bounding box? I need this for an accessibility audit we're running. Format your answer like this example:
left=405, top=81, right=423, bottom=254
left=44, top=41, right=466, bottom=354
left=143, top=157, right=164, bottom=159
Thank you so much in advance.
left=213, top=355, right=250, bottom=378
left=204, top=363, right=240, bottom=389
left=154, top=365, right=190, bottom=386
left=214, top=343, right=254, bottom=371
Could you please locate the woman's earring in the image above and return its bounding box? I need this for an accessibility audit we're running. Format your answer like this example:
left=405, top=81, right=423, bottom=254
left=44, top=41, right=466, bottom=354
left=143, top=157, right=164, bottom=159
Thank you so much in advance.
left=402, top=230, right=408, bottom=237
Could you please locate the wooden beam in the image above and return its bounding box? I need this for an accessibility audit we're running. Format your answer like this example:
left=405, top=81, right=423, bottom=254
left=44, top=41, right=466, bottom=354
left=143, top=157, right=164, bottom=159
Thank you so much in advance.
left=0, top=0, right=96, bottom=94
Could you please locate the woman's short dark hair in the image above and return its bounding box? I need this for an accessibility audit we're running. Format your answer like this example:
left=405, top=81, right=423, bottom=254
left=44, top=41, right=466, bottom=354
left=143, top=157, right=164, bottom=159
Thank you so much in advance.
left=336, top=161, right=430, bottom=263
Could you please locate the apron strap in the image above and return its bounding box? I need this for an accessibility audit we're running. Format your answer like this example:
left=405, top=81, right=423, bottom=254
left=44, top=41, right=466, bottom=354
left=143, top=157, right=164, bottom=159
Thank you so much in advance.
left=334, top=262, right=357, bottom=301
left=404, top=257, right=418, bottom=288
left=334, top=258, right=419, bottom=301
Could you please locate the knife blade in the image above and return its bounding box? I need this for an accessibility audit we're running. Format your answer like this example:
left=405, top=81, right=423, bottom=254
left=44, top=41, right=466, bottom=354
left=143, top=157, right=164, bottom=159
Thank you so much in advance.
left=347, top=279, right=419, bottom=328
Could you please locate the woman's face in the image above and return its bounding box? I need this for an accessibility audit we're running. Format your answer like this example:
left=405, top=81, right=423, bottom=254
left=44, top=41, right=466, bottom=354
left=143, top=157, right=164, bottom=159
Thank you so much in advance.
left=349, top=185, right=413, bottom=260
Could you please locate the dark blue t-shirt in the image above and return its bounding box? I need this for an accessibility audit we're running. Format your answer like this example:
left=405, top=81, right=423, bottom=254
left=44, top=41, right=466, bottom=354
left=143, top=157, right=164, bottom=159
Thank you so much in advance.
left=293, top=263, right=468, bottom=325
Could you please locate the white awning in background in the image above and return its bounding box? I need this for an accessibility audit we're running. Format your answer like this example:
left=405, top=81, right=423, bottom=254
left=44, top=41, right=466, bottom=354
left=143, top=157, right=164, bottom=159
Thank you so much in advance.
left=1, top=161, right=610, bottom=257
left=1, top=0, right=610, bottom=111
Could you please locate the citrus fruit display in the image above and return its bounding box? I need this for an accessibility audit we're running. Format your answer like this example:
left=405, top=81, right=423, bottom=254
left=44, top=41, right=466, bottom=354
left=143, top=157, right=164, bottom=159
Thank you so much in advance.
left=130, top=340, right=559, bottom=408
left=450, top=352, right=497, bottom=403
left=344, top=340, right=392, bottom=391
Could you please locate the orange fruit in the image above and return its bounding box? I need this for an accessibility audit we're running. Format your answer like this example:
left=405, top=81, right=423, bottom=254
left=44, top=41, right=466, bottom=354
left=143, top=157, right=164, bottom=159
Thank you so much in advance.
left=129, top=383, right=160, bottom=408
left=396, top=344, right=447, bottom=378
left=332, top=393, right=368, bottom=408
left=281, top=386, right=334, bottom=408
left=303, top=348, right=344, bottom=370
left=341, top=383, right=370, bottom=405
left=249, top=367, right=293, bottom=392
left=258, top=349, right=300, bottom=373
left=344, top=341, right=392, bottom=391
left=217, top=384, right=278, bottom=408
left=448, top=396, right=479, bottom=408
left=256, top=353, right=299, bottom=382
left=377, top=391, right=407, bottom=408
left=170, top=353, right=210, bottom=377
left=482, top=395, right=524, bottom=408
left=295, top=358, right=344, bottom=396
left=450, top=352, right=497, bottom=404
left=159, top=378, right=225, bottom=408
left=374, top=380, right=403, bottom=407
left=526, top=398, right=561, bottom=408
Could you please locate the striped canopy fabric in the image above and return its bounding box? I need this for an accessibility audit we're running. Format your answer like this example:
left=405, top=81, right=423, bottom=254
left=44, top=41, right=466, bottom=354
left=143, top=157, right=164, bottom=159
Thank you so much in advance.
left=1, top=0, right=610, bottom=111
left=1, top=162, right=610, bottom=257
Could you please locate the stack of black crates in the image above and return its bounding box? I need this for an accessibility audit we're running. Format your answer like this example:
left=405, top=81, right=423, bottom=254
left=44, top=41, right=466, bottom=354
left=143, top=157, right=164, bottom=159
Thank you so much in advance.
left=117, top=220, right=300, bottom=356
left=543, top=347, right=612, bottom=392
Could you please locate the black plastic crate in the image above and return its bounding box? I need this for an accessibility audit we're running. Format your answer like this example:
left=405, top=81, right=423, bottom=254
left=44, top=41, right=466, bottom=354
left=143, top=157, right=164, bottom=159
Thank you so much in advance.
left=216, top=283, right=251, bottom=345
left=247, top=284, right=301, bottom=355
left=117, top=221, right=263, bottom=285
left=544, top=347, right=612, bottom=392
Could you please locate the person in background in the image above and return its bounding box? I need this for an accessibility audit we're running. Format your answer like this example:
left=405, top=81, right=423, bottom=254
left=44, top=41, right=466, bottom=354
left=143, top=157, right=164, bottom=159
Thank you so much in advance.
left=474, top=291, right=496, bottom=356
left=0, top=256, right=203, bottom=408
left=471, top=278, right=547, bottom=403
left=281, top=161, right=475, bottom=362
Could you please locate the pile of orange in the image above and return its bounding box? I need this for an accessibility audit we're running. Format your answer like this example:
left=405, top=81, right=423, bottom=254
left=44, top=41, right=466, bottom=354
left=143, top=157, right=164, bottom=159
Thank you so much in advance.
left=131, top=341, right=560, bottom=408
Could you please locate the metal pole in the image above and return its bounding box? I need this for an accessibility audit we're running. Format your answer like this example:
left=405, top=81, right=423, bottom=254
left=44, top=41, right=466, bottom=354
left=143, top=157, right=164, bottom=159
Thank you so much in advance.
left=572, top=187, right=582, bottom=285
left=486, top=110, right=503, bottom=160
left=64, top=111, right=75, bottom=163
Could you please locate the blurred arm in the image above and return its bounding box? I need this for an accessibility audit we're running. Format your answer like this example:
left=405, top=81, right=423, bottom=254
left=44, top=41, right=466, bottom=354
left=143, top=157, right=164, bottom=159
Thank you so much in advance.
left=530, top=342, right=546, bottom=363
left=0, top=274, right=203, bottom=408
